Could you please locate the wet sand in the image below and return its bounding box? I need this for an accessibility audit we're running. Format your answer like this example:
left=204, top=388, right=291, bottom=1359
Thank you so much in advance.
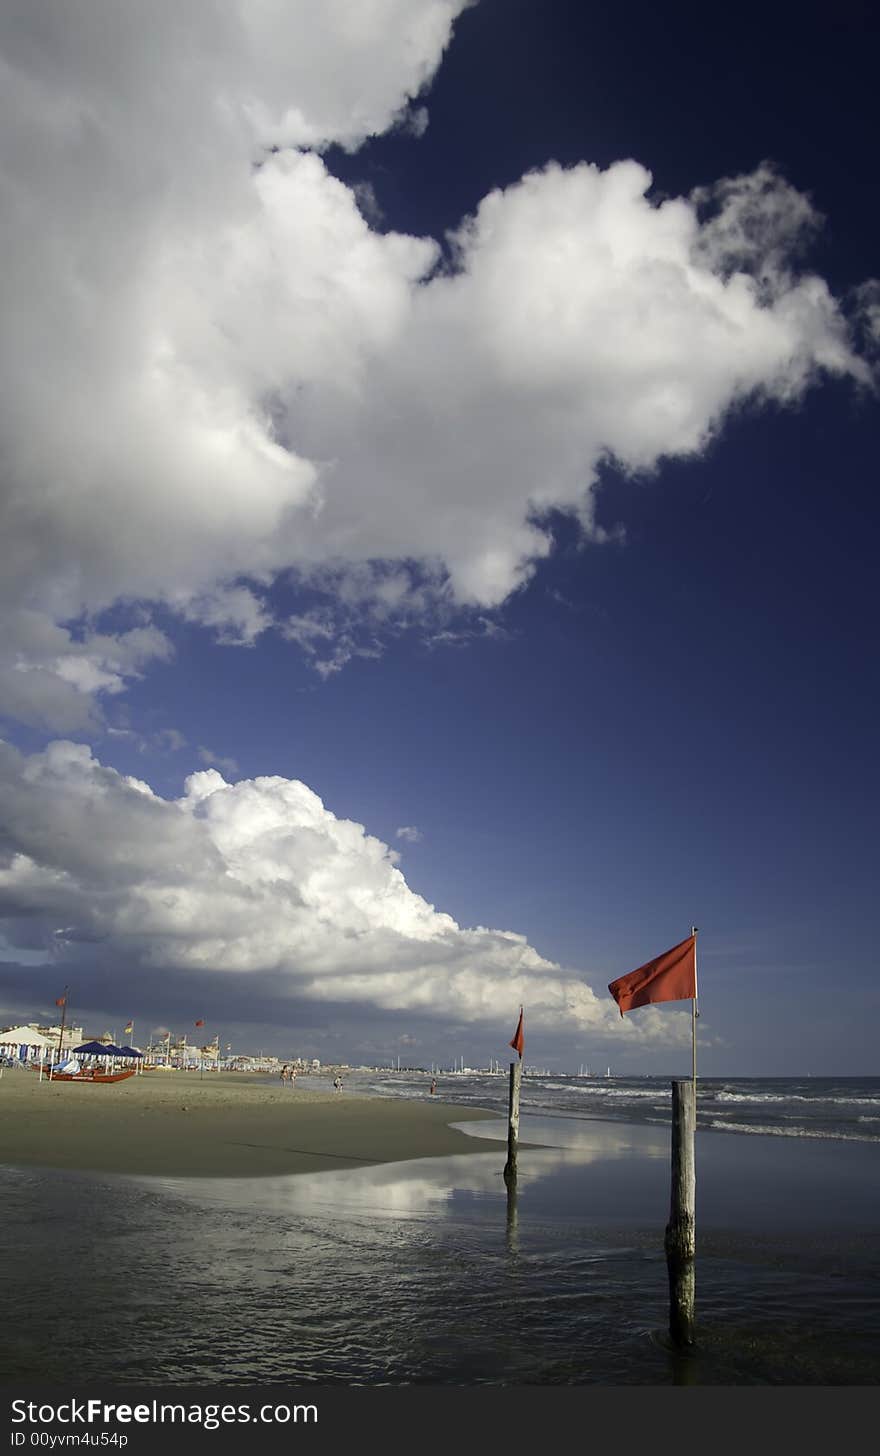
left=0, top=1069, right=502, bottom=1177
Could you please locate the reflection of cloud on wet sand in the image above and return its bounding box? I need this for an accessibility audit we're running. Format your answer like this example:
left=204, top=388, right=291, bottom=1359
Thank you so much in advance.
left=455, top=1114, right=669, bottom=1162
left=145, top=1151, right=512, bottom=1223
left=138, top=1115, right=667, bottom=1223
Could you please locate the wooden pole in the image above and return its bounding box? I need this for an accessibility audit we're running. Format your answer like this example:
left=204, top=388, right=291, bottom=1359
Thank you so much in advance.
left=665, top=1077, right=696, bottom=1346
left=505, top=1174, right=519, bottom=1254
left=503, top=1059, right=522, bottom=1185
left=51, top=987, right=69, bottom=1082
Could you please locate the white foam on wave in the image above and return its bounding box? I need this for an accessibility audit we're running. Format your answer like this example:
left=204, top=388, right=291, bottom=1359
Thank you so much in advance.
left=708, top=1119, right=878, bottom=1143
left=714, top=1090, right=880, bottom=1106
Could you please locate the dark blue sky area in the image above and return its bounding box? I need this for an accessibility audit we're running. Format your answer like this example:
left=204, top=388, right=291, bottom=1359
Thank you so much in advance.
left=329, top=0, right=878, bottom=287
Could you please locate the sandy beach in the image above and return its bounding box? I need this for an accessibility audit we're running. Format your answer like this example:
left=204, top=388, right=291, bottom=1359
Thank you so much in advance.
left=0, top=1069, right=502, bottom=1177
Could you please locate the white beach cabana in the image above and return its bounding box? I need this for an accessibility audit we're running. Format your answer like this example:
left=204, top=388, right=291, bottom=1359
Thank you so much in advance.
left=0, top=1025, right=54, bottom=1062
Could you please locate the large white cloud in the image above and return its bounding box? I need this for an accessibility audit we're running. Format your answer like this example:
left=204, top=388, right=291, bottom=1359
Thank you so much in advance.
left=0, top=739, right=687, bottom=1047
left=0, top=1, right=871, bottom=722
left=281, top=157, right=866, bottom=611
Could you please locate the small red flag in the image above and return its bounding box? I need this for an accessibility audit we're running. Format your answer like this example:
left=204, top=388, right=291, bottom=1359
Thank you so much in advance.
left=195, top=1019, right=205, bottom=1027
left=509, top=1007, right=524, bottom=1058
left=608, top=934, right=696, bottom=1017
left=55, top=997, right=66, bottom=1007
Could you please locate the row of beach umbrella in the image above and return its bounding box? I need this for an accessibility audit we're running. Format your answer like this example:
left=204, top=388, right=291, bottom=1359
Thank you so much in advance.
left=73, top=1040, right=144, bottom=1059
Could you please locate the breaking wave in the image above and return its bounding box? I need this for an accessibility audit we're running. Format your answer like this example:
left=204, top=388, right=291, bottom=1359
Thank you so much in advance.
left=707, top=1120, right=878, bottom=1143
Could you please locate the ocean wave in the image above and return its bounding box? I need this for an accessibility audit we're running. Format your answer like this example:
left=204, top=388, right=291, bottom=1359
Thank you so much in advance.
left=714, top=1091, right=880, bottom=1107
left=707, top=1120, right=879, bottom=1143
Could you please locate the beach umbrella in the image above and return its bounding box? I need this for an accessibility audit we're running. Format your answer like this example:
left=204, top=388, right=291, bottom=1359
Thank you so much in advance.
left=74, top=1039, right=126, bottom=1072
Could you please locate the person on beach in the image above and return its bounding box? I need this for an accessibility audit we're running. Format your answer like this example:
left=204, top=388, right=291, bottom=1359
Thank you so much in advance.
left=333, top=1075, right=342, bottom=1093
left=290, top=1068, right=297, bottom=1088
left=280, top=1065, right=289, bottom=1085
left=430, top=1078, right=437, bottom=1095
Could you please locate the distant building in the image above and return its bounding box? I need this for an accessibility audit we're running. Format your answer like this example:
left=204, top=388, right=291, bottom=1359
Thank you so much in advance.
left=35, top=1023, right=84, bottom=1054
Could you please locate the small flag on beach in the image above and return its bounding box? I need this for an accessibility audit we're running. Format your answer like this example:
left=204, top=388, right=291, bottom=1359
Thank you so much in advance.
left=55, top=996, right=66, bottom=1007
left=509, top=1007, right=524, bottom=1058
left=123, top=1021, right=133, bottom=1035
left=195, top=1019, right=205, bottom=1027
left=608, top=934, right=697, bottom=1017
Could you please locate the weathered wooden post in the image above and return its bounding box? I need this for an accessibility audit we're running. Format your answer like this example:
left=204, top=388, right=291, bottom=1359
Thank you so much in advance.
left=665, top=1077, right=696, bottom=1346
left=503, top=1006, right=524, bottom=1185
left=505, top=1173, right=519, bottom=1253
left=503, top=1058, right=521, bottom=1185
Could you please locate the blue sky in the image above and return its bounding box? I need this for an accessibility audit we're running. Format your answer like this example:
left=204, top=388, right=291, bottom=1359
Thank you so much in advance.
left=0, top=0, right=877, bottom=1073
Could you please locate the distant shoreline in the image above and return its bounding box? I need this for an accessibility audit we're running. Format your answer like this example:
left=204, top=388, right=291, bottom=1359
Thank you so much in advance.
left=0, top=1069, right=503, bottom=1178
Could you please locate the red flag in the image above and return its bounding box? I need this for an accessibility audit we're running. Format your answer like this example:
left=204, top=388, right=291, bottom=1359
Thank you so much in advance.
left=608, top=935, right=696, bottom=1017
left=509, top=1007, right=524, bottom=1058
left=55, top=996, right=66, bottom=1007
left=195, top=1019, right=205, bottom=1027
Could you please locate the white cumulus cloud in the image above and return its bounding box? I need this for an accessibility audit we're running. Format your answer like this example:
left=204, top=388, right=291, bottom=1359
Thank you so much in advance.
left=0, top=740, right=687, bottom=1047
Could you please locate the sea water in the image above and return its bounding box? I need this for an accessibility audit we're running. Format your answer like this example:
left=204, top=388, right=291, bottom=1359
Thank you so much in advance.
left=340, top=1070, right=880, bottom=1144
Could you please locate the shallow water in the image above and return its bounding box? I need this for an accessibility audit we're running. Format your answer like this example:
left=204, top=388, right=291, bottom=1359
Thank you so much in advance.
left=2, top=1110, right=878, bottom=1386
